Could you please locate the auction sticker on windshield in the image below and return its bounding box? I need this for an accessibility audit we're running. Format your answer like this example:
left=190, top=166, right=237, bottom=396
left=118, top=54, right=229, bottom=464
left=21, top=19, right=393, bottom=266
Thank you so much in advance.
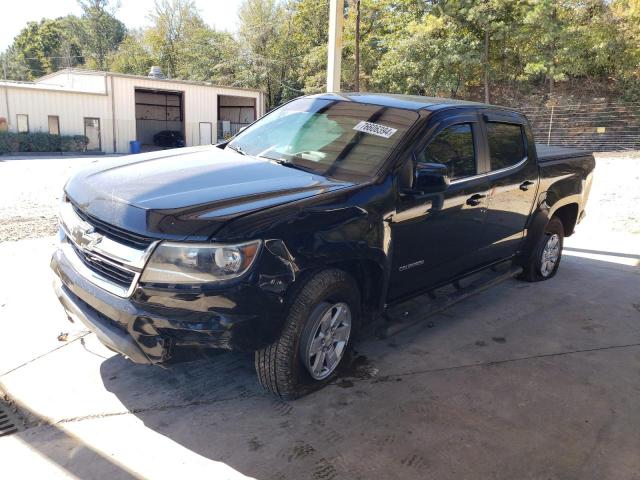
left=353, top=121, right=398, bottom=139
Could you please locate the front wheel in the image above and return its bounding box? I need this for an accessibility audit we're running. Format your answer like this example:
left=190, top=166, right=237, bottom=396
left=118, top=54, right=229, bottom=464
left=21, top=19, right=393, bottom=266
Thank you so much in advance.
left=520, top=216, right=565, bottom=282
left=254, top=269, right=360, bottom=400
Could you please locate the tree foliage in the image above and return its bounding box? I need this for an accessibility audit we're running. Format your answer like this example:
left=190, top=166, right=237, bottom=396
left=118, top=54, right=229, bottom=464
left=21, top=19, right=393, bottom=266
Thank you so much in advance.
left=107, top=0, right=241, bottom=84
left=107, top=30, right=155, bottom=76
left=370, top=0, right=640, bottom=101
left=236, top=0, right=299, bottom=108
left=2, top=0, right=640, bottom=104
left=1, top=17, right=83, bottom=80
left=77, top=0, right=125, bottom=70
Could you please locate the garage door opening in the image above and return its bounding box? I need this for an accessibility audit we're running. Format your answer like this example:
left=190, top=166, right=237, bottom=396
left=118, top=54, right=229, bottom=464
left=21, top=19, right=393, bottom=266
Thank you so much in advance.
left=217, top=95, right=256, bottom=141
left=135, top=88, right=184, bottom=151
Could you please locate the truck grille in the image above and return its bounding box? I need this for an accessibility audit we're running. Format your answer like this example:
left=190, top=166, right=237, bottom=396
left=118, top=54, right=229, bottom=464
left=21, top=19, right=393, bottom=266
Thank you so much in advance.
left=71, top=243, right=136, bottom=288
left=73, top=205, right=154, bottom=249
left=60, top=201, right=157, bottom=297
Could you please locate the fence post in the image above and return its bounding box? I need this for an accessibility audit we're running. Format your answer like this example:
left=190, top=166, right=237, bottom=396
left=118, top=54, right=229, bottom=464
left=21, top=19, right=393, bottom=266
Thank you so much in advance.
left=547, top=105, right=555, bottom=145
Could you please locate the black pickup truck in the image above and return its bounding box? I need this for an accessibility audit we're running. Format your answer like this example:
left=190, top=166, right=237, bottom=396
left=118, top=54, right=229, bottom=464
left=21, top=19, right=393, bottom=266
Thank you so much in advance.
left=51, top=93, right=595, bottom=399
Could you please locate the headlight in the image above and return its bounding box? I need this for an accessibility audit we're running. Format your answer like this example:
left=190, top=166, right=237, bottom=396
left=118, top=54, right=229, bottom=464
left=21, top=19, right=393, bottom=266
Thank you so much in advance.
left=140, top=240, right=261, bottom=284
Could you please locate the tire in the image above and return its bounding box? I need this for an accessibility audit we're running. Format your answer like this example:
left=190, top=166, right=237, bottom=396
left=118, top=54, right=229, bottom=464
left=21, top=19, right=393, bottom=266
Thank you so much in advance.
left=520, top=216, right=565, bottom=282
left=254, top=268, right=360, bottom=400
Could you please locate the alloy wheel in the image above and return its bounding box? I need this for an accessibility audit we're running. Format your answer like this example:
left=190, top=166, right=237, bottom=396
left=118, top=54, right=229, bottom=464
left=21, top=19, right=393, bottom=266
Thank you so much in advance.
left=302, top=302, right=352, bottom=380
left=540, top=233, right=561, bottom=277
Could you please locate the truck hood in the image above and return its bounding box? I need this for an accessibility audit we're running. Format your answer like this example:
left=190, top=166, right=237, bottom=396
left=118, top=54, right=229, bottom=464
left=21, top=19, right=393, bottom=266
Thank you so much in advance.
left=65, top=146, right=352, bottom=240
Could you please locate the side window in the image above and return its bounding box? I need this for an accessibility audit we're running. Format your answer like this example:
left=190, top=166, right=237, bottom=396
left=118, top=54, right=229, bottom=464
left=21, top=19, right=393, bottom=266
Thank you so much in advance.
left=417, top=123, right=475, bottom=179
left=486, top=122, right=526, bottom=170
left=17, top=114, right=29, bottom=133
left=48, top=115, right=60, bottom=135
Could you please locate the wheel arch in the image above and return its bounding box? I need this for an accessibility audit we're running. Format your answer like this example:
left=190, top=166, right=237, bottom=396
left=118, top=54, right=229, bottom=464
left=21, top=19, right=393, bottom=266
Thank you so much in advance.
left=326, top=258, right=385, bottom=324
left=518, top=197, right=578, bottom=266
left=550, top=202, right=579, bottom=237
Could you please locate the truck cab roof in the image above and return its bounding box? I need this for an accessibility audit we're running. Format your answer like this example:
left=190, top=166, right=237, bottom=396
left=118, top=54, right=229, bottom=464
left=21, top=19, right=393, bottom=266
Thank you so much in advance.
left=310, top=92, right=515, bottom=113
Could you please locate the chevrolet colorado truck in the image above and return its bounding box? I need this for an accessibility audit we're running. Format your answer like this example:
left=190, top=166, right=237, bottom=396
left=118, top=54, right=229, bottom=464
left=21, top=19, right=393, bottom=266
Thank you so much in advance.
left=51, top=93, right=595, bottom=399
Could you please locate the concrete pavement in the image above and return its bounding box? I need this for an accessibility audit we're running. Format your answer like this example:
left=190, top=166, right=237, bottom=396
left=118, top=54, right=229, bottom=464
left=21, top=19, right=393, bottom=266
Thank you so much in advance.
left=0, top=157, right=639, bottom=479
left=1, top=232, right=639, bottom=479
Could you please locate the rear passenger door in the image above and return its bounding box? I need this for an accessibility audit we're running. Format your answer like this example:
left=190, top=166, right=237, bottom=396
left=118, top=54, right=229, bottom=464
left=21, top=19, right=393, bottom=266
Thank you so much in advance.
left=479, top=111, right=539, bottom=263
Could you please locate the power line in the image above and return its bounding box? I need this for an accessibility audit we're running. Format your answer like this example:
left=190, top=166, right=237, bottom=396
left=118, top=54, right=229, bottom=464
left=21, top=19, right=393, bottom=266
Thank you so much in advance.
left=18, top=55, right=86, bottom=61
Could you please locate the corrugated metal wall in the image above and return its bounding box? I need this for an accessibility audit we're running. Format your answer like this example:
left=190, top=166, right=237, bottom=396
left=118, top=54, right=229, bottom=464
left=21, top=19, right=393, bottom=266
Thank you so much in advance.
left=111, top=76, right=262, bottom=153
left=0, top=86, right=113, bottom=150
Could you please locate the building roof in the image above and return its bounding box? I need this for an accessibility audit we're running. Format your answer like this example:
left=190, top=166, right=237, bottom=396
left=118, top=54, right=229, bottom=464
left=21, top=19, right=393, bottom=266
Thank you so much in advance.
left=1, top=69, right=262, bottom=96
left=34, top=68, right=263, bottom=94
left=0, top=79, right=105, bottom=95
left=312, top=92, right=511, bottom=112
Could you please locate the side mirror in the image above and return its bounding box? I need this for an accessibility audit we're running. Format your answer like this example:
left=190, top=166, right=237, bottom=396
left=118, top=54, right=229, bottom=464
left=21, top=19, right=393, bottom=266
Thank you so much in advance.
left=413, top=162, right=450, bottom=194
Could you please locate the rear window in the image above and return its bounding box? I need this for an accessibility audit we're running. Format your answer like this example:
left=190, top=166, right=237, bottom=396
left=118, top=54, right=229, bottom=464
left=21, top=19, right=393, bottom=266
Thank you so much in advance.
left=486, top=122, right=526, bottom=170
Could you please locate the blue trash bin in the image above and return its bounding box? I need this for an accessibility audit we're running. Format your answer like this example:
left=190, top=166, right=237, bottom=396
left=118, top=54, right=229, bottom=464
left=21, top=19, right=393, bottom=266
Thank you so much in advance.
left=129, top=140, right=141, bottom=154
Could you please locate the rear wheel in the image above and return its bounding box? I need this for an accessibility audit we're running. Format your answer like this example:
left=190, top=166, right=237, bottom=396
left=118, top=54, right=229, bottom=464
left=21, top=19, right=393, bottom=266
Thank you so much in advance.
left=520, top=216, right=565, bottom=282
left=254, top=269, right=360, bottom=400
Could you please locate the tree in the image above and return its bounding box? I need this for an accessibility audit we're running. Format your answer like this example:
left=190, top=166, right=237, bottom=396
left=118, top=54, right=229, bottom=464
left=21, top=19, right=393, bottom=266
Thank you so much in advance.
left=146, top=0, right=204, bottom=78
left=1, top=4, right=124, bottom=79
left=1, top=47, right=32, bottom=81
left=373, top=13, right=482, bottom=97
left=459, top=0, right=521, bottom=102
left=3, top=17, right=84, bottom=80
left=4, top=0, right=640, bottom=104
left=178, top=28, right=242, bottom=84
left=353, top=0, right=361, bottom=91
left=237, top=0, right=298, bottom=108
left=77, top=0, right=126, bottom=70
left=290, top=0, right=329, bottom=93
left=108, top=31, right=155, bottom=75
left=343, top=0, right=410, bottom=92
left=109, top=0, right=243, bottom=85
left=570, top=0, right=632, bottom=79
left=519, top=0, right=575, bottom=96
left=611, top=0, right=640, bottom=99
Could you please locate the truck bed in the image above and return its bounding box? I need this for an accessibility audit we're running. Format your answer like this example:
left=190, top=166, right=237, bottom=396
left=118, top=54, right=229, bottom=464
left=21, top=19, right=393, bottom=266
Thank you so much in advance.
left=536, top=144, right=593, bottom=162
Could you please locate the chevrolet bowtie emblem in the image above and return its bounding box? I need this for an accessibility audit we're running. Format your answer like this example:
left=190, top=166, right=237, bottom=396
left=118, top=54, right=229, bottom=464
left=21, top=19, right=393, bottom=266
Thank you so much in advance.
left=80, top=227, right=103, bottom=250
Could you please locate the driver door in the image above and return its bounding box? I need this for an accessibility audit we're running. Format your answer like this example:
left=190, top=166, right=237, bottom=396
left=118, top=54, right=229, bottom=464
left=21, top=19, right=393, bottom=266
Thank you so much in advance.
left=388, top=113, right=491, bottom=301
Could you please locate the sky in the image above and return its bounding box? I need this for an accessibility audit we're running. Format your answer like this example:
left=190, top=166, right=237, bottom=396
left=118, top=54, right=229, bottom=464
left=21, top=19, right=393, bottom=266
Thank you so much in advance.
left=0, top=0, right=244, bottom=50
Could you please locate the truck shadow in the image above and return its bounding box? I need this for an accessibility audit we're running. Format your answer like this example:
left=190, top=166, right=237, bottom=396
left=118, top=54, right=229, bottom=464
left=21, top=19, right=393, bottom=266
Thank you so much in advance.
left=99, top=252, right=640, bottom=479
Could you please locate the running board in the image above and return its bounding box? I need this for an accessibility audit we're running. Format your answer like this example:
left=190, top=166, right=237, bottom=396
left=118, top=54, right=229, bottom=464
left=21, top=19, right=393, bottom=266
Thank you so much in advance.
left=378, top=263, right=523, bottom=339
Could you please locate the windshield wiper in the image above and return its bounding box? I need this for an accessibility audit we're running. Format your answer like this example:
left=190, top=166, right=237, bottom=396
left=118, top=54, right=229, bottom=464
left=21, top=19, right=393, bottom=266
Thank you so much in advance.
left=227, top=144, right=246, bottom=156
left=271, top=159, right=317, bottom=174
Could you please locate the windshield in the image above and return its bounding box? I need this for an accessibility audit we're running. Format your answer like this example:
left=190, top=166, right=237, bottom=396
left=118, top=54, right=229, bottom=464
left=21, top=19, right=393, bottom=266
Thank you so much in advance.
left=227, top=97, right=419, bottom=180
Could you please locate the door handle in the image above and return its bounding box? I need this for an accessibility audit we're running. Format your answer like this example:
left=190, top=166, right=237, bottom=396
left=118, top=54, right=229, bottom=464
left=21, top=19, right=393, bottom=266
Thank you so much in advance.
left=466, top=193, right=486, bottom=206
left=519, top=180, right=535, bottom=191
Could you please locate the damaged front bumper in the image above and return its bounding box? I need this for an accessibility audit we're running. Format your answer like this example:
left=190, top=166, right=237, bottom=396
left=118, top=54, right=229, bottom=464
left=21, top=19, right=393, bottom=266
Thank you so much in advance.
left=50, top=239, right=295, bottom=364
left=53, top=276, right=152, bottom=364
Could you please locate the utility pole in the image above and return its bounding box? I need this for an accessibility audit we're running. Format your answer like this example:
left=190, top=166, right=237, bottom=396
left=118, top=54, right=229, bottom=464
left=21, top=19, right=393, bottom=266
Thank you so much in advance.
left=3, top=56, right=11, bottom=131
left=484, top=29, right=490, bottom=104
left=327, top=0, right=344, bottom=93
left=354, top=0, right=360, bottom=92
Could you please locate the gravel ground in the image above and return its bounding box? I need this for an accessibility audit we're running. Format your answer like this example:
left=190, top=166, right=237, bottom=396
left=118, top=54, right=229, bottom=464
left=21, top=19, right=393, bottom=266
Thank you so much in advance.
left=0, top=152, right=638, bottom=242
left=583, top=154, right=640, bottom=234
left=0, top=157, right=99, bottom=242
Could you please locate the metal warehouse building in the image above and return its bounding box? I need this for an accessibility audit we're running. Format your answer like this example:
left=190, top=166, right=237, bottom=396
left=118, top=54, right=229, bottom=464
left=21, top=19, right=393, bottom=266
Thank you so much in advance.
left=0, top=68, right=265, bottom=153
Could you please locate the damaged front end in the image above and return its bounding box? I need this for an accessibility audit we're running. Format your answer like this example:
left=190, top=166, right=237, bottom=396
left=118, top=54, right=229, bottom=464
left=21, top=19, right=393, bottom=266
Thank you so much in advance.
left=51, top=201, right=300, bottom=364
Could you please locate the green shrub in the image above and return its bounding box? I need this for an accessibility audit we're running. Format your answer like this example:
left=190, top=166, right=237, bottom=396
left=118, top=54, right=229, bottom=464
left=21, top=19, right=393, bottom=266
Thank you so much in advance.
left=0, top=132, right=20, bottom=153
left=619, top=76, right=640, bottom=103
left=61, top=135, right=89, bottom=152
left=0, top=131, right=89, bottom=154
